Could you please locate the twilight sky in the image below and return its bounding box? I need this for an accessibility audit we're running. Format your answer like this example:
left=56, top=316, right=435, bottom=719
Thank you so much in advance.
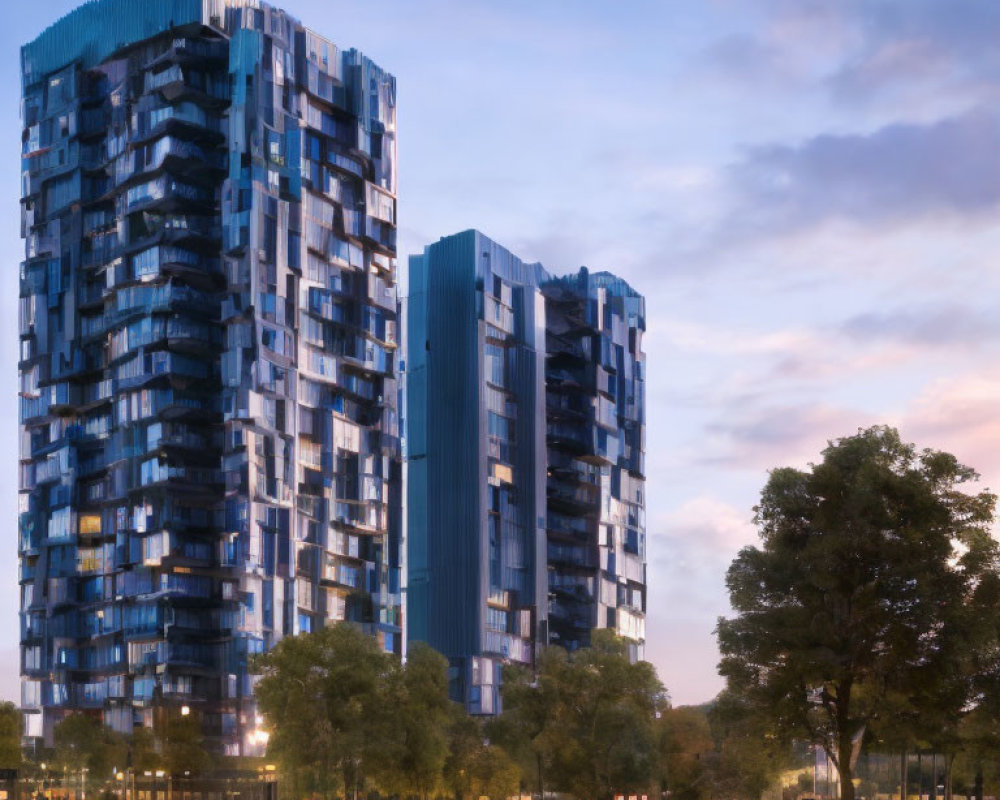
left=3, top=0, right=1000, bottom=707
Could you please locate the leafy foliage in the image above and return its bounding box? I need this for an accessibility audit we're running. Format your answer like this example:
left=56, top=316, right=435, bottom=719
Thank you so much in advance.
left=0, top=703, right=20, bottom=771
left=373, top=643, right=453, bottom=799
left=498, top=630, right=666, bottom=800
left=253, top=624, right=395, bottom=800
left=162, top=711, right=211, bottom=776
left=53, top=713, right=125, bottom=779
left=707, top=691, right=790, bottom=800
left=717, top=426, right=1000, bottom=800
left=660, top=705, right=714, bottom=800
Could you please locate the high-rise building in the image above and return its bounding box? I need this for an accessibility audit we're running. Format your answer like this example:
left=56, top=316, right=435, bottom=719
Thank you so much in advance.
left=543, top=270, right=646, bottom=658
left=406, top=230, right=646, bottom=713
left=407, top=231, right=549, bottom=714
left=19, top=0, right=400, bottom=753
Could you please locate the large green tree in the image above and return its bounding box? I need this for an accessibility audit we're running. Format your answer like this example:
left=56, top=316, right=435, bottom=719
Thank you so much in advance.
left=707, top=691, right=790, bottom=800
left=373, top=643, right=453, bottom=799
left=498, top=630, right=665, bottom=800
left=161, top=711, right=212, bottom=777
left=0, top=703, right=21, bottom=771
left=489, top=651, right=561, bottom=798
left=445, top=711, right=522, bottom=800
left=253, top=624, right=396, bottom=800
left=659, top=705, right=714, bottom=800
left=53, top=713, right=125, bottom=781
left=717, top=426, right=1000, bottom=800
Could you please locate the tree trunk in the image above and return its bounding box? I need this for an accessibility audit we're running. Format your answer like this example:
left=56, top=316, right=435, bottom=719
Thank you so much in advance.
left=536, top=752, right=544, bottom=800
left=944, top=754, right=954, bottom=800
left=839, top=760, right=855, bottom=800
left=901, top=751, right=907, bottom=800
left=837, top=730, right=855, bottom=800
left=973, top=767, right=983, bottom=800
left=834, top=677, right=856, bottom=800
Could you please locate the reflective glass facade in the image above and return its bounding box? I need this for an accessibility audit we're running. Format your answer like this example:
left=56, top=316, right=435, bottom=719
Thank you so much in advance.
left=20, top=0, right=399, bottom=754
left=407, top=231, right=646, bottom=714
left=543, top=271, right=646, bottom=657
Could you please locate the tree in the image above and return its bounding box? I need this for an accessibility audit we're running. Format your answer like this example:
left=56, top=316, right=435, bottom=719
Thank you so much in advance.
left=707, top=691, right=790, bottom=800
left=253, top=624, right=396, bottom=800
left=498, top=630, right=666, bottom=800
left=0, top=703, right=21, bottom=771
left=53, top=714, right=125, bottom=781
left=373, top=643, right=453, bottom=799
left=162, top=712, right=212, bottom=776
left=129, top=726, right=159, bottom=775
left=446, top=711, right=522, bottom=800
left=489, top=651, right=562, bottom=798
left=444, top=710, right=486, bottom=800
left=659, top=706, right=714, bottom=800
left=467, top=744, right=520, bottom=800
left=717, top=426, right=1000, bottom=800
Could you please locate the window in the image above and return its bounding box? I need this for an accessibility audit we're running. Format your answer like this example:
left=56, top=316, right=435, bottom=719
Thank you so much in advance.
left=79, top=514, right=102, bottom=535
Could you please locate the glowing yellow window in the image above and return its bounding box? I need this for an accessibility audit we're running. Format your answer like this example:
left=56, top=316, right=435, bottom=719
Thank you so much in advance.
left=79, top=514, right=102, bottom=535
left=491, top=463, right=513, bottom=484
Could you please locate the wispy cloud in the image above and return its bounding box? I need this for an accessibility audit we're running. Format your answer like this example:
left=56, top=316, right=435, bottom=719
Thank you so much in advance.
left=700, top=403, right=875, bottom=470
left=892, top=371, right=1000, bottom=488
left=653, top=496, right=756, bottom=568
left=825, top=1, right=1000, bottom=107
left=841, top=305, right=1000, bottom=348
left=728, top=109, right=1000, bottom=235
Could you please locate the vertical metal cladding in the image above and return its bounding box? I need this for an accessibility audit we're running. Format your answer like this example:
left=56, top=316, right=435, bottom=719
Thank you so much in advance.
left=407, top=232, right=549, bottom=714
left=19, top=0, right=399, bottom=755
left=407, top=231, right=646, bottom=715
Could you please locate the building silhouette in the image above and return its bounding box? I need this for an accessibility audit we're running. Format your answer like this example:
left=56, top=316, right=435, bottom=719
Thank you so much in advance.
left=19, top=0, right=400, bottom=753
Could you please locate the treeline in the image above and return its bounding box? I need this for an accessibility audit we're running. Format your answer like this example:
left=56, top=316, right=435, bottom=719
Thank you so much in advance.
left=0, top=700, right=214, bottom=790
left=0, top=628, right=793, bottom=800
left=251, top=626, right=795, bottom=800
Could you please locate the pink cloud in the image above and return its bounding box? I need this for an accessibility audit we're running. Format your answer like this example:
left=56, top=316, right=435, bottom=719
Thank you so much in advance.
left=891, top=370, right=1000, bottom=493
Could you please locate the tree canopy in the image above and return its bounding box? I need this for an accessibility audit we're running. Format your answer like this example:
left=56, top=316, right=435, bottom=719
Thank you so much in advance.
left=0, top=703, right=20, bottom=772
left=497, top=629, right=666, bottom=800
left=716, top=426, right=1000, bottom=800
left=253, top=624, right=396, bottom=800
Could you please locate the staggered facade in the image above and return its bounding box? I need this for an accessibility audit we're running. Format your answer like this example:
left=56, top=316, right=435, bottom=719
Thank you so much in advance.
left=19, top=0, right=399, bottom=752
left=544, top=271, right=646, bottom=657
left=407, top=231, right=646, bottom=712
